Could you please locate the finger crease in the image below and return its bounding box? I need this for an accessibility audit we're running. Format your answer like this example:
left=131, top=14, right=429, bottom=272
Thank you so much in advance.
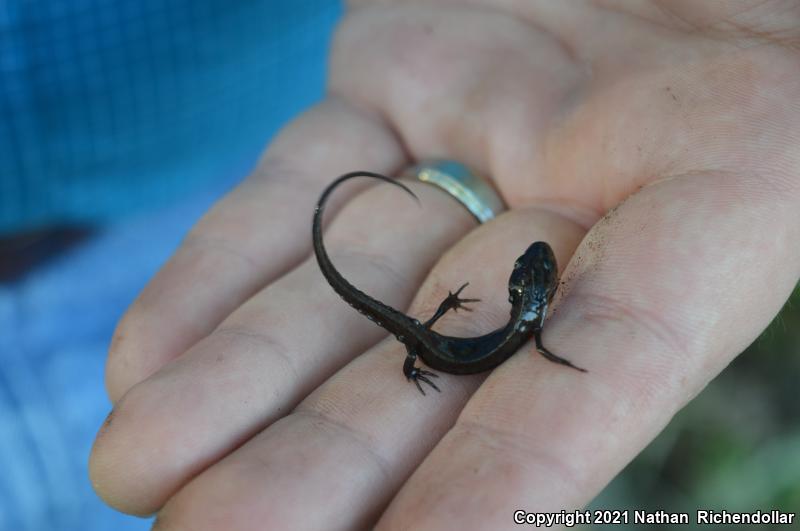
left=292, top=407, right=394, bottom=484
left=452, top=418, right=586, bottom=496
left=212, top=326, right=301, bottom=386
left=570, top=288, right=691, bottom=357
left=181, top=233, right=261, bottom=271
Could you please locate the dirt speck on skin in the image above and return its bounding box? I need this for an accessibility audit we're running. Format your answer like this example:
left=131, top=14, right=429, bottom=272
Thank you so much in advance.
left=559, top=190, right=634, bottom=300
left=557, top=251, right=582, bottom=300
left=665, top=86, right=678, bottom=101
left=110, top=332, right=124, bottom=352
left=97, top=409, right=114, bottom=435
left=603, top=203, right=621, bottom=223
left=581, top=232, right=607, bottom=275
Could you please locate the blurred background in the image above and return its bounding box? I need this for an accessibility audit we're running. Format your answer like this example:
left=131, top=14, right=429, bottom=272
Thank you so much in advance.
left=589, top=285, right=800, bottom=530
left=1, top=1, right=341, bottom=529
left=0, top=1, right=797, bottom=530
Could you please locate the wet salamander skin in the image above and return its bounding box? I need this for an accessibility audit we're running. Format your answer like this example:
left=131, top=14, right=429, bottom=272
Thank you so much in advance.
left=313, top=171, right=585, bottom=394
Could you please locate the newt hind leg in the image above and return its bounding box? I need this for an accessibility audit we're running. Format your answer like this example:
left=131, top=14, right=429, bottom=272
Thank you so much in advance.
left=403, top=350, right=440, bottom=395
left=422, top=282, right=480, bottom=329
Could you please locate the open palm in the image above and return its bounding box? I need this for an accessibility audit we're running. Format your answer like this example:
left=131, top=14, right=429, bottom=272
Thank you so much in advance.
left=90, top=2, right=800, bottom=529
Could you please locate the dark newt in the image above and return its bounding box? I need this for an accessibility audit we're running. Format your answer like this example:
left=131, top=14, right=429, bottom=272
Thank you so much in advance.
left=313, top=171, right=586, bottom=394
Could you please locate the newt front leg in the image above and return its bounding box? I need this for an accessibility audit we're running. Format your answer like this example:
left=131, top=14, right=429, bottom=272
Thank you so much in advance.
left=403, top=352, right=440, bottom=395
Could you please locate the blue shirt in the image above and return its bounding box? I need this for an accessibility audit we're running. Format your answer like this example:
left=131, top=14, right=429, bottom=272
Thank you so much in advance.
left=0, top=0, right=341, bottom=235
left=0, top=2, right=341, bottom=529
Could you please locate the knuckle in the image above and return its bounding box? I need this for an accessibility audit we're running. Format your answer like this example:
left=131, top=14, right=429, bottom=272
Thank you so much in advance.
left=292, top=406, right=394, bottom=482
left=210, top=325, right=301, bottom=387
left=180, top=231, right=260, bottom=271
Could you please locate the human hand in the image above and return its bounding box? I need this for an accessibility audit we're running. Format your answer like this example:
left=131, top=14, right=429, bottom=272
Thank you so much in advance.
left=89, top=1, right=800, bottom=529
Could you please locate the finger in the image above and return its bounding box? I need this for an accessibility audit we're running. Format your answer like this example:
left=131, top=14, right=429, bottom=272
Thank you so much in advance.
left=149, top=208, right=586, bottom=531
left=376, top=172, right=800, bottom=529
left=90, top=178, right=476, bottom=515
left=106, top=98, right=406, bottom=402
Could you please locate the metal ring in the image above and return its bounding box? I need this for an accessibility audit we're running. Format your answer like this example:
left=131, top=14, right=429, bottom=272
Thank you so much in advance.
left=401, top=160, right=506, bottom=223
